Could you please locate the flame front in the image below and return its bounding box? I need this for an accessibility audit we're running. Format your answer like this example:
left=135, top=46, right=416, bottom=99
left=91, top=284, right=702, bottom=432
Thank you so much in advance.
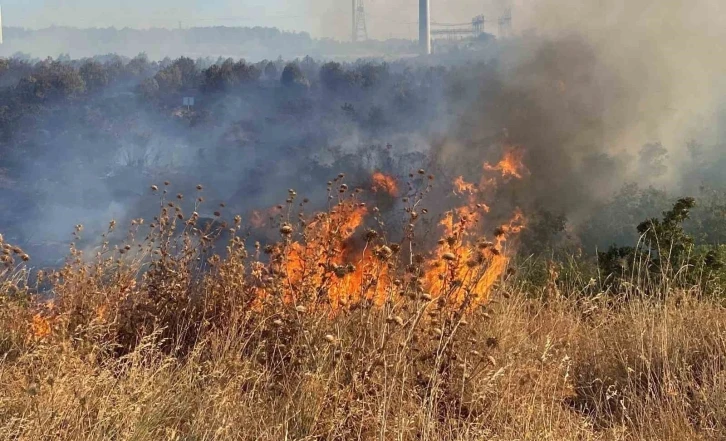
left=259, top=148, right=528, bottom=314
left=423, top=174, right=526, bottom=308
left=267, top=200, right=390, bottom=310
left=371, top=172, right=399, bottom=197
left=484, top=146, right=529, bottom=180
left=24, top=152, right=528, bottom=342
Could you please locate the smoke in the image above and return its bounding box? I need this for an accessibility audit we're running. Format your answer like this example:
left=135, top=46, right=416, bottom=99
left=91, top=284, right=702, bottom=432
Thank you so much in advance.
left=434, top=0, right=726, bottom=233
left=0, top=55, right=450, bottom=265
left=2, top=0, right=725, bottom=266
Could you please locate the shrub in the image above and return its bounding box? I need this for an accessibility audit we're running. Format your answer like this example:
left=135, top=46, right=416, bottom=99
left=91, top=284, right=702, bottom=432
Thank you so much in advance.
left=598, top=197, right=725, bottom=297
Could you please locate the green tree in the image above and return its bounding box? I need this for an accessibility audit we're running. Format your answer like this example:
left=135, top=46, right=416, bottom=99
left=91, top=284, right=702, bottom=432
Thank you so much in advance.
left=79, top=61, right=109, bottom=93
left=280, top=63, right=307, bottom=88
left=598, top=197, right=725, bottom=296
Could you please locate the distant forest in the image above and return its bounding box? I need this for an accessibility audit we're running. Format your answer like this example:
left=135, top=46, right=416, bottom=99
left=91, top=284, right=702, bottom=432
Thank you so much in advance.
left=0, top=50, right=724, bottom=269
left=0, top=26, right=419, bottom=61
left=0, top=52, right=471, bottom=265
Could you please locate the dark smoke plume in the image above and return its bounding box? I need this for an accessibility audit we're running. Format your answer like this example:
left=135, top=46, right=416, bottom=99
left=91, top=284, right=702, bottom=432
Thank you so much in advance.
left=1, top=0, right=725, bottom=266
left=434, top=0, right=726, bottom=245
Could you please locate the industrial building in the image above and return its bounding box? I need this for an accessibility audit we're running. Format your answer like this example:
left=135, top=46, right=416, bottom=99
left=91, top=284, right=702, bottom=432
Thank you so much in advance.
left=351, top=0, right=511, bottom=55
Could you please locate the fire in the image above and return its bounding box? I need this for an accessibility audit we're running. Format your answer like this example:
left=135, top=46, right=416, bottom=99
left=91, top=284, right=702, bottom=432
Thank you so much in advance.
left=453, top=176, right=476, bottom=195
left=484, top=146, right=529, bottom=180
left=22, top=156, right=529, bottom=345
left=420, top=148, right=530, bottom=308
left=265, top=200, right=390, bottom=310
left=207, top=150, right=531, bottom=319
left=31, top=314, right=51, bottom=340
left=421, top=207, right=524, bottom=308
left=371, top=172, right=399, bottom=197
left=253, top=155, right=528, bottom=314
left=496, top=208, right=526, bottom=239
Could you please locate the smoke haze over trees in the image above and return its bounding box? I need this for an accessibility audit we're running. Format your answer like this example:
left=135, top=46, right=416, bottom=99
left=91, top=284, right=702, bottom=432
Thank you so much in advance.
left=3, top=3, right=726, bottom=439
left=0, top=0, right=724, bottom=267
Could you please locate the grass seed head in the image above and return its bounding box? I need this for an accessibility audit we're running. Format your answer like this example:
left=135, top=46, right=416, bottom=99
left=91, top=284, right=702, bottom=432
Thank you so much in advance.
left=280, top=224, right=293, bottom=235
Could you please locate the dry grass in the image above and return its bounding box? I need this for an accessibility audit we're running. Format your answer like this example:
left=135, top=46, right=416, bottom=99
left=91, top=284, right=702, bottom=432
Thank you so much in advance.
left=1, top=177, right=725, bottom=441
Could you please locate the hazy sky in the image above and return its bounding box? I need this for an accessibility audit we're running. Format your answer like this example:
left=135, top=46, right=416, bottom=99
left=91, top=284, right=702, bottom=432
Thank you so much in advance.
left=0, top=0, right=308, bottom=31
left=3, top=0, right=720, bottom=42
left=0, top=0, right=513, bottom=40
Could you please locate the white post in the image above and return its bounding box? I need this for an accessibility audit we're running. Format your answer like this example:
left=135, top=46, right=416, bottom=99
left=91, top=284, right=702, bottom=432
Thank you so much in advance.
left=419, top=0, right=430, bottom=55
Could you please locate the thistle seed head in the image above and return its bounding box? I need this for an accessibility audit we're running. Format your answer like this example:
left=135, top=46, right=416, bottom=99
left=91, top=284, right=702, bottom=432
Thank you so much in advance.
left=280, top=224, right=293, bottom=235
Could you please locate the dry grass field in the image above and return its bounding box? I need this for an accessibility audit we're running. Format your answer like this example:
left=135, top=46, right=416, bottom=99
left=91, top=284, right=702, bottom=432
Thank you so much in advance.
left=1, top=172, right=725, bottom=440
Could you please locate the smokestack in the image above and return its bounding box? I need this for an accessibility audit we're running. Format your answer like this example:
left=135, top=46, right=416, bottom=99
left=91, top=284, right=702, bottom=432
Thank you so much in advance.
left=0, top=6, right=4, bottom=45
left=419, top=0, right=430, bottom=55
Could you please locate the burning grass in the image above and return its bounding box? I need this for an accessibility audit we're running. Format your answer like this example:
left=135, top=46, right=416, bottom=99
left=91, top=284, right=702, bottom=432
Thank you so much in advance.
left=1, top=159, right=725, bottom=440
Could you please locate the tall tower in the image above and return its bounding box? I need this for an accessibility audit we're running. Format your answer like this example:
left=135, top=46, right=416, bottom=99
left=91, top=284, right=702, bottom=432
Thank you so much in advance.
left=472, top=15, right=485, bottom=35
left=0, top=6, right=4, bottom=45
left=419, top=0, right=430, bottom=54
left=498, top=7, right=512, bottom=38
left=352, top=0, right=368, bottom=42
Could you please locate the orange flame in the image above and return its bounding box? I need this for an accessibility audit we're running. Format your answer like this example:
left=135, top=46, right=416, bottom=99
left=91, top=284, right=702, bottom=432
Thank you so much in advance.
left=258, top=153, right=529, bottom=313
left=31, top=314, right=51, bottom=339
left=420, top=148, right=530, bottom=308
left=453, top=176, right=476, bottom=195
left=371, top=172, right=399, bottom=197
left=422, top=208, right=526, bottom=308
left=484, top=146, right=529, bottom=180
left=27, top=159, right=530, bottom=338
left=266, top=200, right=385, bottom=309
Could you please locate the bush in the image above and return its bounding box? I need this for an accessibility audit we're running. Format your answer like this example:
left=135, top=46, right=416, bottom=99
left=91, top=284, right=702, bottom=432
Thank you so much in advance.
left=598, top=197, right=725, bottom=297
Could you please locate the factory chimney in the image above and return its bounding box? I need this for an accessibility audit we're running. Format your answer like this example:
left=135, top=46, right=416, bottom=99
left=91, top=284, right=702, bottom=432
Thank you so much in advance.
left=419, top=0, right=430, bottom=54
left=0, top=6, right=4, bottom=45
